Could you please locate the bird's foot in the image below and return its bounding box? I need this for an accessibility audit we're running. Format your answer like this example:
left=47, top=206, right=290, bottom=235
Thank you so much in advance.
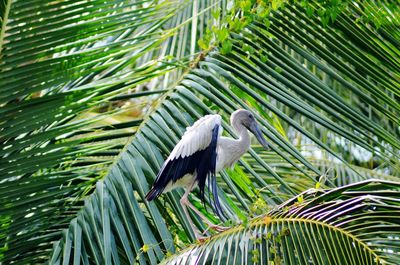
left=202, top=224, right=229, bottom=235
left=209, top=224, right=229, bottom=232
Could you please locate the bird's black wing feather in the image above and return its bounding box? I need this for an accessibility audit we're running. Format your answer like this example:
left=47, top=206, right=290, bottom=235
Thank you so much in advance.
left=145, top=124, right=224, bottom=218
left=195, top=124, right=224, bottom=218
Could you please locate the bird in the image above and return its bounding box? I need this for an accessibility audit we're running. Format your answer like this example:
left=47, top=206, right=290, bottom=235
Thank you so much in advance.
left=145, top=109, right=270, bottom=239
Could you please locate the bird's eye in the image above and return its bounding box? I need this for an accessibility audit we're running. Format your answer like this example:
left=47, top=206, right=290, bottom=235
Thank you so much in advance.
left=248, top=114, right=253, bottom=118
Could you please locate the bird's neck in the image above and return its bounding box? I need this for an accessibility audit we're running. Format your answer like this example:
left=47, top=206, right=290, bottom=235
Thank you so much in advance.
left=216, top=121, right=251, bottom=172
left=232, top=122, right=251, bottom=153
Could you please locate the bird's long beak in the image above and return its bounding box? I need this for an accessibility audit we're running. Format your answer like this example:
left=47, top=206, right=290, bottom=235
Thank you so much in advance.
left=249, top=121, right=270, bottom=150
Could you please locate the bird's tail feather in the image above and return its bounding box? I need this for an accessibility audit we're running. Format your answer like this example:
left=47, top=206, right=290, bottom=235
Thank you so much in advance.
left=145, top=187, right=162, bottom=201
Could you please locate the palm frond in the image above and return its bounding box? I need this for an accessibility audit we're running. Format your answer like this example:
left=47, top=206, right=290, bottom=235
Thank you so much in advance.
left=244, top=147, right=400, bottom=190
left=48, top=1, right=400, bottom=263
left=0, top=0, right=180, bottom=263
left=1, top=0, right=400, bottom=264
left=163, top=179, right=400, bottom=265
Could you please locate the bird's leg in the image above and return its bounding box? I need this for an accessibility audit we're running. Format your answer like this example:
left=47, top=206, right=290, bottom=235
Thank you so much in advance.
left=180, top=181, right=206, bottom=240
left=184, top=200, right=228, bottom=233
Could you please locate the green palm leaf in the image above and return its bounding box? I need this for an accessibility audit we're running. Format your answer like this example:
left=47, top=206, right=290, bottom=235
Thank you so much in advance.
left=1, top=0, right=399, bottom=264
left=163, top=180, right=400, bottom=265
left=0, top=0, right=180, bottom=263
left=245, top=147, right=400, bottom=188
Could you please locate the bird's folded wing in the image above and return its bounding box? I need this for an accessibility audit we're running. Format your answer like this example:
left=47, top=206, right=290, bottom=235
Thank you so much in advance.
left=145, top=114, right=222, bottom=201
left=168, top=114, right=222, bottom=160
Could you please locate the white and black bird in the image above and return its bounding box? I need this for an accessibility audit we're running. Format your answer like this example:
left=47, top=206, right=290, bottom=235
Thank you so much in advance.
left=145, top=109, right=270, bottom=239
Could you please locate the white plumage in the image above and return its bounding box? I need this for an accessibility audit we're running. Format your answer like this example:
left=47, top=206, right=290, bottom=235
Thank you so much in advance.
left=169, top=114, right=222, bottom=160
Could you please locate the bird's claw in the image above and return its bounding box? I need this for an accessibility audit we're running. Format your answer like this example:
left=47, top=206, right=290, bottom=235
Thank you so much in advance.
left=211, top=225, right=228, bottom=232
left=202, top=224, right=229, bottom=235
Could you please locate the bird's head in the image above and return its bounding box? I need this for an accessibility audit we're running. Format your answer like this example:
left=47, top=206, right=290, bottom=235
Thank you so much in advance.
left=231, top=109, right=270, bottom=150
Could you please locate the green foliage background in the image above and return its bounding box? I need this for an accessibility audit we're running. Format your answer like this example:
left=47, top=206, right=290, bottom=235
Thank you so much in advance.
left=1, top=0, right=399, bottom=264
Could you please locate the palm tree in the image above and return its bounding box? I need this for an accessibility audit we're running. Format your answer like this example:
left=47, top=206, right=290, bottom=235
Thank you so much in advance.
left=1, top=0, right=399, bottom=264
